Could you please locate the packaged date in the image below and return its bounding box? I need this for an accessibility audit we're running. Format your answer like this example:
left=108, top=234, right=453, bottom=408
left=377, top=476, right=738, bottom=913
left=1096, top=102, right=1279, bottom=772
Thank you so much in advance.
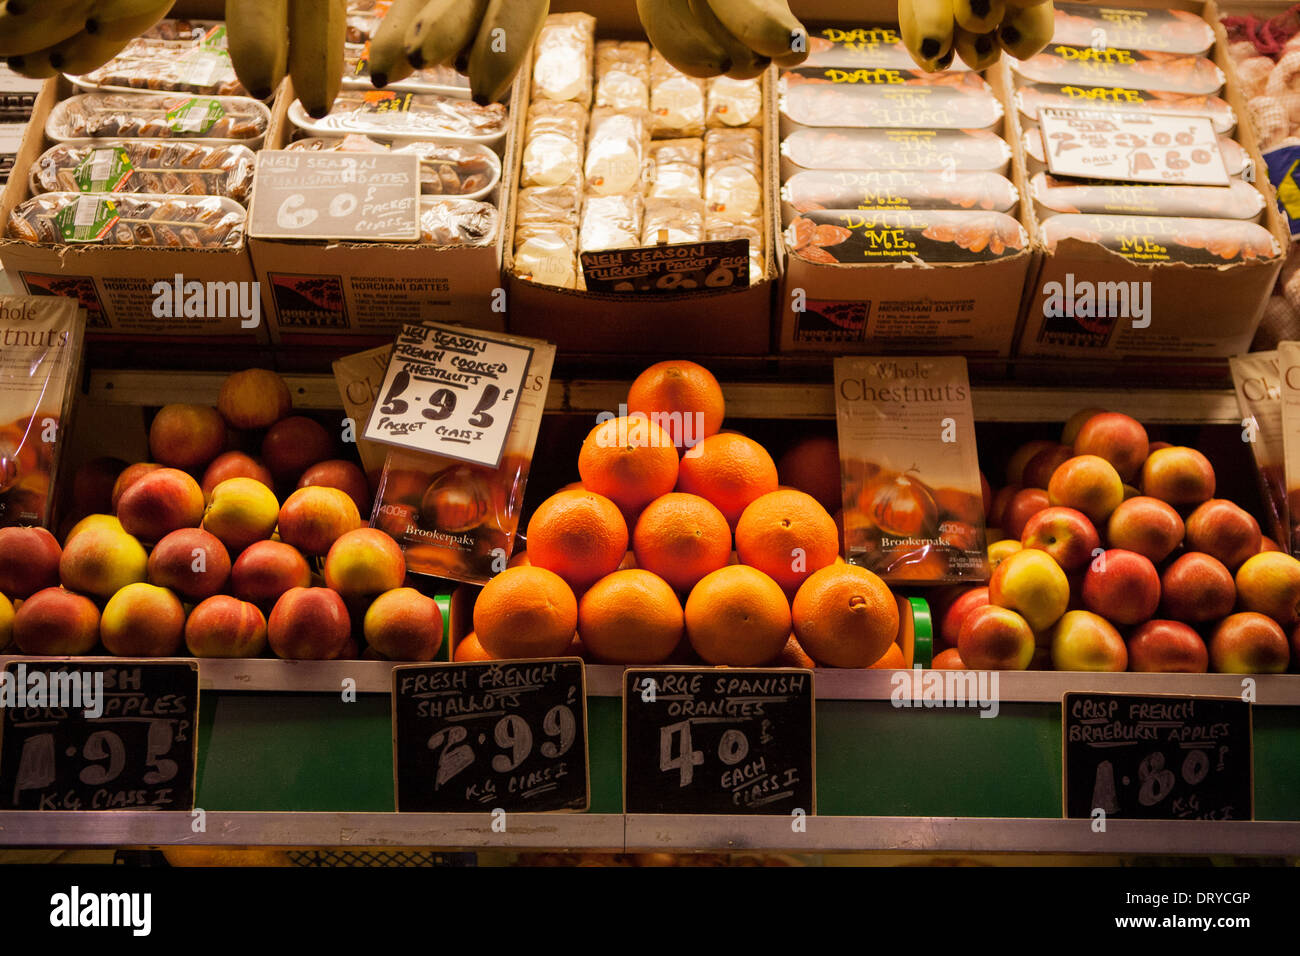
left=783, top=127, right=1012, bottom=174
left=418, top=198, right=497, bottom=246
left=1010, top=45, right=1224, bottom=96
left=786, top=209, right=1026, bottom=264
left=286, top=136, right=500, bottom=198
left=1051, top=3, right=1215, bottom=57
left=72, top=42, right=246, bottom=97
left=780, top=67, right=1002, bottom=129
left=1015, top=83, right=1236, bottom=135
left=784, top=169, right=1018, bottom=215
left=47, top=94, right=269, bottom=145
left=30, top=141, right=256, bottom=204
left=6, top=193, right=246, bottom=247
left=289, top=90, right=508, bottom=144
left=1040, top=213, right=1281, bottom=263
left=1031, top=173, right=1265, bottom=221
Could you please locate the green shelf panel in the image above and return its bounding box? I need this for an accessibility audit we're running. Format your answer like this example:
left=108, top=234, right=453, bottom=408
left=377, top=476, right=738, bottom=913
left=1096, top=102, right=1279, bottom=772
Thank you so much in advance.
left=193, top=691, right=1300, bottom=820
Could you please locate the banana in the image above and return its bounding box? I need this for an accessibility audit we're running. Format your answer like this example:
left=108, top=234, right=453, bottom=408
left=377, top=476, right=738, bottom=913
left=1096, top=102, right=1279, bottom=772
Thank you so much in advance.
left=289, top=0, right=346, bottom=119
left=226, top=0, right=289, bottom=100
left=0, top=0, right=96, bottom=56
left=404, top=0, right=487, bottom=73
left=1004, top=0, right=1051, bottom=7
left=703, top=0, right=807, bottom=60
left=84, top=0, right=174, bottom=41
left=465, top=0, right=548, bottom=106
left=689, top=0, right=767, bottom=79
left=636, top=0, right=730, bottom=77
left=6, top=28, right=129, bottom=77
left=954, top=26, right=1000, bottom=70
left=773, top=47, right=808, bottom=68
left=998, top=0, right=1054, bottom=61
left=953, top=0, right=1004, bottom=35
left=361, top=0, right=416, bottom=85
left=899, top=0, right=955, bottom=72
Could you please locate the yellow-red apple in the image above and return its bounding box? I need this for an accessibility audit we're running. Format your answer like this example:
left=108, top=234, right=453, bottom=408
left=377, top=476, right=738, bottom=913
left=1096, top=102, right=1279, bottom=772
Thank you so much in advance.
left=363, top=587, right=444, bottom=661
left=1160, top=551, right=1236, bottom=623
left=0, top=526, right=61, bottom=598
left=1106, top=496, right=1184, bottom=564
left=1141, top=446, right=1216, bottom=508
left=1128, top=620, right=1208, bottom=673
left=185, top=595, right=267, bottom=658
left=100, top=582, right=185, bottom=657
left=1081, top=548, right=1160, bottom=626
left=1048, top=454, right=1124, bottom=523
left=147, top=527, right=231, bottom=601
left=1050, top=610, right=1128, bottom=671
left=1184, top=498, right=1261, bottom=571
left=230, top=540, right=312, bottom=609
left=59, top=522, right=148, bottom=599
left=13, top=587, right=100, bottom=655
left=149, top=404, right=226, bottom=470
left=202, top=476, right=279, bottom=554
left=267, top=586, right=351, bottom=660
left=988, top=548, right=1070, bottom=632
left=1209, top=612, right=1290, bottom=673
left=217, top=368, right=292, bottom=430
left=1072, top=411, right=1149, bottom=482
left=1021, top=506, right=1099, bottom=572
left=1235, top=551, right=1300, bottom=628
left=957, top=604, right=1035, bottom=670
left=116, top=467, right=204, bottom=544
left=201, top=451, right=274, bottom=500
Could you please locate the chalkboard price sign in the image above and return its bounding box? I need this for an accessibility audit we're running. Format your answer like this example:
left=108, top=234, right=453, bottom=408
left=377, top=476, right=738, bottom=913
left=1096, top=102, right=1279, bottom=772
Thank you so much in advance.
left=0, top=660, right=199, bottom=811
left=623, top=667, right=816, bottom=815
left=1063, top=692, right=1253, bottom=821
left=580, top=239, right=750, bottom=294
left=392, top=658, right=589, bottom=813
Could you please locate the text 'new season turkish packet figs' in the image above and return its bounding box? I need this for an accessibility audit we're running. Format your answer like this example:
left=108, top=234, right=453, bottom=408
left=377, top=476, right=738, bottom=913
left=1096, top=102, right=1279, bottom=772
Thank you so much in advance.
left=834, top=356, right=988, bottom=584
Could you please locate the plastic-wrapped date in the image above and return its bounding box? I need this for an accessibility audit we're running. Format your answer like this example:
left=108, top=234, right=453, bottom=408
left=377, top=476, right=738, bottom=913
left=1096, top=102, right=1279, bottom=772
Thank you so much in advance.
left=783, top=127, right=1012, bottom=174
left=1040, top=214, right=1281, bottom=263
left=783, top=169, right=1018, bottom=215
left=785, top=209, right=1026, bottom=263
left=1051, top=3, right=1215, bottom=56
left=73, top=42, right=246, bottom=96
left=1010, top=45, right=1224, bottom=96
left=30, top=141, right=256, bottom=204
left=47, top=94, right=269, bottom=145
left=780, top=67, right=1002, bottom=129
left=286, top=136, right=500, bottom=198
left=1030, top=173, right=1265, bottom=221
left=6, top=193, right=245, bottom=247
left=1015, top=83, right=1236, bottom=135
left=289, top=91, right=508, bottom=144
left=418, top=198, right=497, bottom=246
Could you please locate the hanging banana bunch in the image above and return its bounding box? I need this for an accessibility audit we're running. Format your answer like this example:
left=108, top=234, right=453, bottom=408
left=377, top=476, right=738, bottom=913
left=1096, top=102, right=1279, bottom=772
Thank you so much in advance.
left=2, top=0, right=175, bottom=77
left=898, top=0, right=1055, bottom=72
left=635, top=0, right=809, bottom=79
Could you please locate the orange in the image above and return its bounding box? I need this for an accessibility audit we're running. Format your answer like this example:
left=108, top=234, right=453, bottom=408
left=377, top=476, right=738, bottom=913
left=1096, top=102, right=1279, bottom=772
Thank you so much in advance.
left=868, top=642, right=906, bottom=669
left=777, top=436, right=842, bottom=513
left=932, top=647, right=966, bottom=669
left=454, top=631, right=492, bottom=661
left=791, top=564, right=899, bottom=668
left=578, top=569, right=684, bottom=664
left=684, top=565, right=791, bottom=666
left=525, top=490, right=629, bottom=592
left=578, top=416, right=680, bottom=515
left=627, top=360, right=725, bottom=450
left=676, top=431, right=778, bottom=526
left=507, top=550, right=531, bottom=568
left=632, top=492, right=732, bottom=593
left=472, top=566, right=578, bottom=659
left=734, top=489, right=840, bottom=596
left=772, top=633, right=817, bottom=669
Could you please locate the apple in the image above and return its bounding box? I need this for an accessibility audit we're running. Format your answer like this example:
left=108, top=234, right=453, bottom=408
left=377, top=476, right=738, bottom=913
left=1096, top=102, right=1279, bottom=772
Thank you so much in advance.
left=987, top=538, right=1022, bottom=570
left=267, top=587, right=351, bottom=660
left=1006, top=440, right=1056, bottom=486
left=1072, top=412, right=1149, bottom=483
left=1209, top=612, right=1290, bottom=674
left=1141, top=446, right=1215, bottom=508
left=988, top=548, right=1070, bottom=633
left=1160, top=552, right=1236, bottom=624
left=1047, top=455, right=1124, bottom=524
left=1128, top=620, right=1209, bottom=673
left=1235, top=551, right=1300, bottom=628
left=1003, top=487, right=1051, bottom=540
left=1184, top=498, right=1261, bottom=571
left=1106, top=496, right=1185, bottom=565
left=1020, top=506, right=1099, bottom=572
left=1081, top=549, right=1160, bottom=627
left=957, top=604, right=1035, bottom=670
left=939, top=586, right=989, bottom=645
left=1050, top=610, right=1128, bottom=672
left=0, top=526, right=61, bottom=599
left=1022, top=444, right=1073, bottom=491
left=1060, top=407, right=1107, bottom=445
left=12, top=587, right=100, bottom=655
left=185, top=595, right=268, bottom=658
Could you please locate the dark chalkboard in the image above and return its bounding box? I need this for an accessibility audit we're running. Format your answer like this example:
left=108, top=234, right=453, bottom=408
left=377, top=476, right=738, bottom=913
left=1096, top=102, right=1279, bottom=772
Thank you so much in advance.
left=1063, top=692, right=1253, bottom=821
left=0, top=660, right=199, bottom=811
left=580, top=239, right=750, bottom=293
left=623, top=667, right=816, bottom=815
left=392, top=658, right=589, bottom=812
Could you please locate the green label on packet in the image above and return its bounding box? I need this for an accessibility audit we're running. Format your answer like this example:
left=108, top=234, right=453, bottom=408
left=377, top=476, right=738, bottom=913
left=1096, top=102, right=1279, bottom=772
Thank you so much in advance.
left=53, top=196, right=120, bottom=242
left=165, top=97, right=224, bottom=134
left=200, top=24, right=228, bottom=49
left=72, top=146, right=133, bottom=193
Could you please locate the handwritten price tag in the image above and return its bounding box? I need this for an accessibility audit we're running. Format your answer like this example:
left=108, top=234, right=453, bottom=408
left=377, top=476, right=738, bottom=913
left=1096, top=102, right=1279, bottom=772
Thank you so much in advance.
left=580, top=239, right=750, bottom=294
left=363, top=323, right=534, bottom=468
left=1040, top=108, right=1229, bottom=187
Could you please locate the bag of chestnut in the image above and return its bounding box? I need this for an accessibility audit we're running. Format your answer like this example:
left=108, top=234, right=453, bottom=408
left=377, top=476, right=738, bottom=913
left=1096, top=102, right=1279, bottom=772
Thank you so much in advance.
left=1230, top=350, right=1288, bottom=551
left=0, top=295, right=85, bottom=529
left=834, top=356, right=988, bottom=585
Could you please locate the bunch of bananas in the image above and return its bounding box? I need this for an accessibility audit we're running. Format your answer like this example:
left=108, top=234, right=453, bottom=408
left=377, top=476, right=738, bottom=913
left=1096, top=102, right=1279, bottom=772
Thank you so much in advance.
left=635, top=0, right=809, bottom=79
left=900, top=0, right=1055, bottom=72
left=0, top=0, right=177, bottom=78
left=226, top=0, right=344, bottom=119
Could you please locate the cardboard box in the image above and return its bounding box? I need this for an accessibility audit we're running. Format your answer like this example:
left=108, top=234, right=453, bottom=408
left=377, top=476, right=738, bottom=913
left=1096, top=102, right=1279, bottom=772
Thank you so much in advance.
left=0, top=79, right=265, bottom=345
left=247, top=79, right=511, bottom=348
left=502, top=5, right=777, bottom=356
left=1015, top=0, right=1289, bottom=361
left=772, top=1, right=1037, bottom=357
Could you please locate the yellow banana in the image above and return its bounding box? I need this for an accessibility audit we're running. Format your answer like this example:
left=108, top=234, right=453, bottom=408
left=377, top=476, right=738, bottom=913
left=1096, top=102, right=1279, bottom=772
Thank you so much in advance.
left=0, top=0, right=96, bottom=56
left=226, top=0, right=289, bottom=100
left=363, top=0, right=417, bottom=84
left=688, top=0, right=767, bottom=79
left=635, top=0, right=730, bottom=78
left=404, top=0, right=487, bottom=73
left=465, top=0, right=548, bottom=106
left=6, top=28, right=128, bottom=77
left=899, top=0, right=955, bottom=72
left=998, top=0, right=1054, bottom=60
left=702, top=0, right=807, bottom=60
left=289, top=0, right=345, bottom=119
left=954, top=0, right=1004, bottom=35
left=954, top=26, right=1001, bottom=70
left=84, top=0, right=172, bottom=38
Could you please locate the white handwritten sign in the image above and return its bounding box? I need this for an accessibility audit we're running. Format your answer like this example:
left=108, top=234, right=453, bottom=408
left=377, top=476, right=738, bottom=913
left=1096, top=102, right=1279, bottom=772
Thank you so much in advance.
left=363, top=322, right=533, bottom=467
left=1040, top=108, right=1229, bottom=187
left=248, top=150, right=421, bottom=242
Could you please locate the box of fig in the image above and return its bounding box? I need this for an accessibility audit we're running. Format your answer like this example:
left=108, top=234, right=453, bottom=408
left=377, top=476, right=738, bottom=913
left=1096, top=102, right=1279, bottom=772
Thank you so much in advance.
left=0, top=294, right=85, bottom=529
left=834, top=355, right=988, bottom=584
left=1231, top=349, right=1287, bottom=549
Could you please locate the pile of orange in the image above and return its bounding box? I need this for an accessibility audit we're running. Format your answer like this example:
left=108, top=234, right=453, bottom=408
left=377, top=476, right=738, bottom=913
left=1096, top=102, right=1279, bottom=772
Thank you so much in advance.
left=468, top=360, right=900, bottom=669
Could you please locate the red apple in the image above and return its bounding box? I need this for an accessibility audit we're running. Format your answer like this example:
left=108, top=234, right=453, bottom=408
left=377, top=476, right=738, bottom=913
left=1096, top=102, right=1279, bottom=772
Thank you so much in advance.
left=1106, top=496, right=1185, bottom=565
left=1003, top=487, right=1051, bottom=540
left=1209, top=612, right=1290, bottom=674
left=957, top=604, right=1035, bottom=670
left=1184, top=498, right=1261, bottom=571
left=1081, top=549, right=1160, bottom=626
left=939, top=586, right=989, bottom=646
left=1160, top=552, right=1236, bottom=624
left=1020, top=506, right=1100, bottom=572
left=1072, top=412, right=1149, bottom=483
left=1128, top=620, right=1208, bottom=673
